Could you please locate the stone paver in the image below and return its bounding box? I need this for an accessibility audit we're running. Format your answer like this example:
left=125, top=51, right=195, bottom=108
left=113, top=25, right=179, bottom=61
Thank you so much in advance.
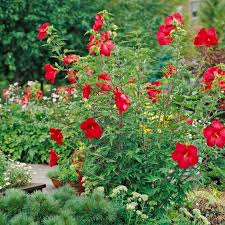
left=30, top=164, right=57, bottom=194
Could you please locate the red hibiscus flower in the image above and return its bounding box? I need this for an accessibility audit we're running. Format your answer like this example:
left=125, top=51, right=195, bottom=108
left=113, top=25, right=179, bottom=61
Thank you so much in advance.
left=67, top=70, right=77, bottom=84
left=203, top=120, right=225, bottom=148
left=44, top=64, right=58, bottom=84
left=146, top=81, right=161, bottom=103
left=49, top=148, right=58, bottom=167
left=114, top=87, right=131, bottom=114
left=49, top=128, right=63, bottom=145
left=98, top=73, right=111, bottom=81
left=172, top=143, right=198, bottom=169
left=202, top=66, right=225, bottom=91
left=164, top=12, right=184, bottom=26
left=99, top=31, right=115, bottom=56
left=96, top=83, right=112, bottom=91
left=93, top=14, right=104, bottom=31
left=96, top=73, right=112, bottom=91
left=37, top=23, right=49, bottom=41
left=164, top=65, right=177, bottom=77
left=87, top=31, right=115, bottom=56
left=35, top=90, right=43, bottom=101
left=156, top=25, right=174, bottom=45
left=87, top=35, right=100, bottom=55
left=194, top=28, right=218, bottom=47
left=80, top=118, right=103, bottom=139
left=82, top=84, right=91, bottom=99
left=63, top=54, right=79, bottom=65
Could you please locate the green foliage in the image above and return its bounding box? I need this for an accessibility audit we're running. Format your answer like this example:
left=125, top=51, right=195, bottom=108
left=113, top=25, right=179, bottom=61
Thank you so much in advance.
left=47, top=167, right=60, bottom=179
left=0, top=0, right=180, bottom=85
left=26, top=191, right=59, bottom=223
left=0, top=0, right=105, bottom=84
left=10, top=213, right=38, bottom=225
left=65, top=190, right=123, bottom=225
left=43, top=210, right=77, bottom=225
left=0, top=187, right=126, bottom=225
left=0, top=189, right=28, bottom=217
left=0, top=212, right=7, bottom=225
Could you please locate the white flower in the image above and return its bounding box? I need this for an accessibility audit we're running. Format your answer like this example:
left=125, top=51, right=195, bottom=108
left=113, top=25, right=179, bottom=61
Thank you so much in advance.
left=132, top=191, right=141, bottom=198
left=136, top=210, right=142, bottom=216
left=96, top=186, right=104, bottom=193
left=141, top=213, right=148, bottom=219
left=126, top=202, right=137, bottom=211
left=141, top=194, right=149, bottom=202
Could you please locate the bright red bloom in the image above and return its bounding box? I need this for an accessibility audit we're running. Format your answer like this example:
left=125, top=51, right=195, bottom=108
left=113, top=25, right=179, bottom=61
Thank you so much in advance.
left=49, top=148, right=58, bottom=167
left=63, top=55, right=79, bottom=65
left=87, top=31, right=115, bottom=56
left=37, top=23, right=49, bottom=41
left=114, top=87, right=131, bottom=114
left=87, top=35, right=100, bottom=55
left=82, top=84, right=91, bottom=99
left=164, top=65, right=177, bottom=77
left=172, top=143, right=198, bottom=169
left=96, top=73, right=112, bottom=91
left=100, top=31, right=115, bottom=56
left=67, top=70, right=77, bottom=84
left=35, top=90, right=43, bottom=101
left=164, top=12, right=184, bottom=26
left=194, top=28, right=218, bottom=47
left=98, top=73, right=111, bottom=81
left=80, top=118, right=103, bottom=139
left=49, top=128, right=63, bottom=145
left=96, top=83, right=112, bottom=91
left=93, top=14, right=104, bottom=31
left=203, top=120, right=225, bottom=148
left=146, top=81, right=161, bottom=103
left=44, top=64, right=58, bottom=84
left=156, top=25, right=174, bottom=45
left=202, top=66, right=225, bottom=90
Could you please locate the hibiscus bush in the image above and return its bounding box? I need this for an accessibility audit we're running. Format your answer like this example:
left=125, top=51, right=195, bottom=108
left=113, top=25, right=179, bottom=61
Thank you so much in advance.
left=37, top=10, right=225, bottom=218
left=1, top=8, right=224, bottom=221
